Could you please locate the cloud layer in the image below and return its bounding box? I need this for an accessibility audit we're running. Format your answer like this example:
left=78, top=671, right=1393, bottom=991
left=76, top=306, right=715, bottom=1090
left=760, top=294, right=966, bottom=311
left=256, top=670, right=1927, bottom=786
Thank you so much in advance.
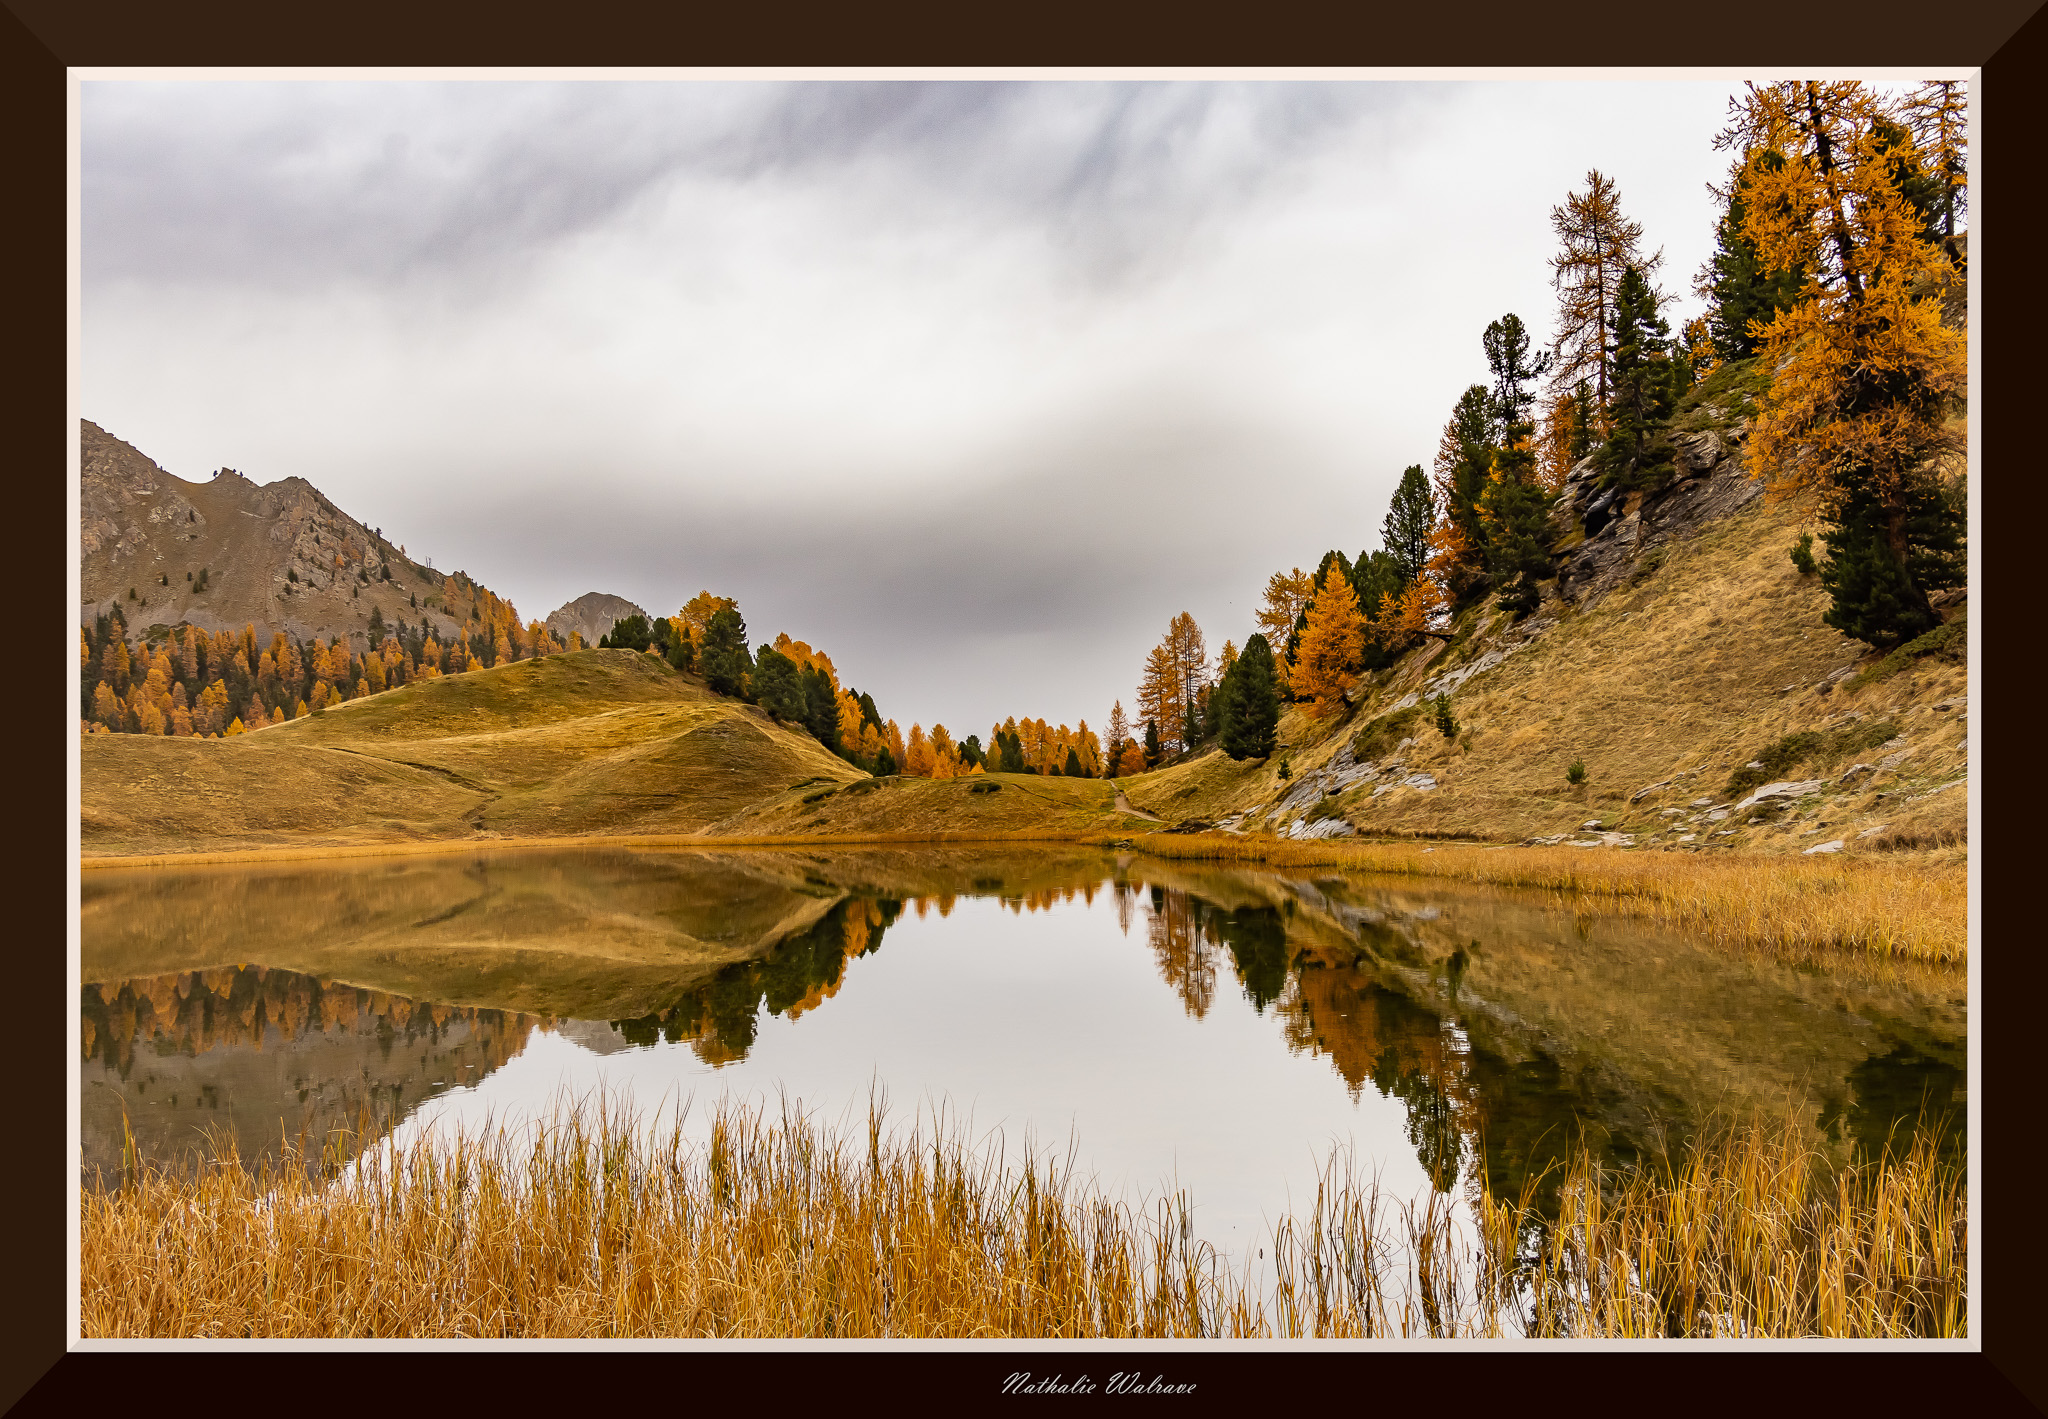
left=83, top=78, right=1738, bottom=735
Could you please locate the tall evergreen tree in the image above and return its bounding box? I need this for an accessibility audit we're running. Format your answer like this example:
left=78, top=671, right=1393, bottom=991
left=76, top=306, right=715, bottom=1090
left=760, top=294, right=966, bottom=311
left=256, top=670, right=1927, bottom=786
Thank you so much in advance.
left=601, top=614, right=653, bottom=652
left=1381, top=464, right=1435, bottom=586
left=1566, top=380, right=1598, bottom=462
left=1349, top=550, right=1404, bottom=671
left=800, top=664, right=839, bottom=752
left=1432, top=383, right=1498, bottom=605
left=1064, top=747, right=1085, bottom=777
left=1818, top=477, right=1963, bottom=648
left=1698, top=154, right=1806, bottom=362
left=1480, top=313, right=1558, bottom=618
left=1479, top=470, right=1556, bottom=619
left=700, top=605, right=753, bottom=697
left=1143, top=720, right=1161, bottom=769
left=1218, top=633, right=1280, bottom=761
left=1597, top=265, right=1679, bottom=492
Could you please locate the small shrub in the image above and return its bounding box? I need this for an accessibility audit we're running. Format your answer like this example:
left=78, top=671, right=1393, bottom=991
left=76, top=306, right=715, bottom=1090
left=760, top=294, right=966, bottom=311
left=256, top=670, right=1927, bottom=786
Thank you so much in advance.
left=1352, top=704, right=1422, bottom=761
left=1432, top=694, right=1458, bottom=740
left=1278, top=756, right=1292, bottom=782
left=1846, top=613, right=1967, bottom=691
left=967, top=781, right=1000, bottom=795
left=1726, top=731, right=1825, bottom=796
left=800, top=788, right=837, bottom=805
left=1790, top=532, right=1817, bottom=575
left=843, top=778, right=883, bottom=796
left=1726, top=719, right=1900, bottom=797
left=288, top=569, right=299, bottom=583
left=1307, top=795, right=1347, bottom=823
left=1566, top=760, right=1587, bottom=786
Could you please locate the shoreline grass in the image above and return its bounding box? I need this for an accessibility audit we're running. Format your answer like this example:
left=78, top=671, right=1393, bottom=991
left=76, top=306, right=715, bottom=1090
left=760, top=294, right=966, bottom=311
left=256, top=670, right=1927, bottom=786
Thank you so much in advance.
left=1110, top=833, right=1966, bottom=963
left=80, top=1097, right=1964, bottom=1340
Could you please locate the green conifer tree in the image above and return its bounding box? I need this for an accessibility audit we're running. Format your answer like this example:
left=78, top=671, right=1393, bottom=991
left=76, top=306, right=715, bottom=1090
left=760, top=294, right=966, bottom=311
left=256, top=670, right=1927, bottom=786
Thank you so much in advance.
left=800, top=664, right=838, bottom=752
left=701, top=605, right=753, bottom=697
left=1480, top=313, right=1558, bottom=618
left=1818, top=479, right=1964, bottom=647
left=1597, top=265, right=1679, bottom=493
left=750, top=647, right=807, bottom=722
left=1700, top=155, right=1805, bottom=362
left=1381, top=465, right=1435, bottom=586
left=1219, top=634, right=1280, bottom=761
left=1143, top=720, right=1161, bottom=769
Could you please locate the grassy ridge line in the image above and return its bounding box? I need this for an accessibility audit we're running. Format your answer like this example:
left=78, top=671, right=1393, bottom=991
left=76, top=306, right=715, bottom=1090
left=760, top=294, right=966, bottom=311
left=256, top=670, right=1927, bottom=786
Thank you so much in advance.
left=1111, top=831, right=1965, bottom=963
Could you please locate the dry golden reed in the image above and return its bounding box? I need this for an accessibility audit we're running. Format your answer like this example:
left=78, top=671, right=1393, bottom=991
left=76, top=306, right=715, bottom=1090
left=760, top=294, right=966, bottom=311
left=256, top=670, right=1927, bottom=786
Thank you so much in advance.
left=80, top=1096, right=1965, bottom=1339
left=1108, top=834, right=1966, bottom=963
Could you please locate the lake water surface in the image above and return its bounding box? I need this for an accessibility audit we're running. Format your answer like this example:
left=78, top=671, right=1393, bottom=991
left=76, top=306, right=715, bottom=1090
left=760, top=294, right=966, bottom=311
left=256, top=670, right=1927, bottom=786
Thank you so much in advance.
left=80, top=846, right=1966, bottom=1246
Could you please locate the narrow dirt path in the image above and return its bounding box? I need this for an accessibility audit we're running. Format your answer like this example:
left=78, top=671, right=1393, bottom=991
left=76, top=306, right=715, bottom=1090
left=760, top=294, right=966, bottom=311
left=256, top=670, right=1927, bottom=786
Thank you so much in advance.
left=1113, top=785, right=1162, bottom=821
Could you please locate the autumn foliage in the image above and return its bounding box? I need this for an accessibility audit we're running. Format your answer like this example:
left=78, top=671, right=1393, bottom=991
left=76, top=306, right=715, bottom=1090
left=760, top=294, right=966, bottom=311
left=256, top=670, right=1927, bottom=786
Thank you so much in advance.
left=1290, top=567, right=1366, bottom=718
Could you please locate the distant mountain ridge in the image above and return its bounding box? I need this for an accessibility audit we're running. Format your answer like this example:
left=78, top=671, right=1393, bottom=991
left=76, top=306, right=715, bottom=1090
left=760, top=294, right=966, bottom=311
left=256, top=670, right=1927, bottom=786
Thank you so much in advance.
left=546, top=592, right=649, bottom=648
left=80, top=419, right=498, bottom=649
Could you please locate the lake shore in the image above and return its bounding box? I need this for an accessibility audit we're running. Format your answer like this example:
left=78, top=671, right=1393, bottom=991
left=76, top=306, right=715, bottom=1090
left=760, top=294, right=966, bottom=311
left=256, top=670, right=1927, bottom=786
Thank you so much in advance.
left=80, top=827, right=1967, bottom=964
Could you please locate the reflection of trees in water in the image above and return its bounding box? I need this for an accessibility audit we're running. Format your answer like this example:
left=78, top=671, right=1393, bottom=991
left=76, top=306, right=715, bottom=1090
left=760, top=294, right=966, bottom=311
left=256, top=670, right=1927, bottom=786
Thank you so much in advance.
left=1822, top=1042, right=1966, bottom=1166
left=81, top=967, right=540, bottom=1080
left=1282, top=968, right=1477, bottom=1191
left=1131, top=885, right=1647, bottom=1204
left=1144, top=887, right=1219, bottom=1019
left=80, top=966, right=544, bottom=1182
left=612, top=897, right=903, bottom=1065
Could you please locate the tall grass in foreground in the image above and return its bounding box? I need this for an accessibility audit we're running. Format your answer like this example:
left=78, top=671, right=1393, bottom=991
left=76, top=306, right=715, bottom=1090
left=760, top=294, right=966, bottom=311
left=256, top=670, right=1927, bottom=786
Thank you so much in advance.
left=81, top=1100, right=1964, bottom=1339
left=1113, top=835, right=1966, bottom=963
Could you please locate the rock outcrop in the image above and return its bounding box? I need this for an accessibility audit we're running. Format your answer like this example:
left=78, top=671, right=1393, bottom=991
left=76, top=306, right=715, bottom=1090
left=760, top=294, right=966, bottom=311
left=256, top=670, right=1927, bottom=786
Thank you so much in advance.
left=80, top=420, right=471, bottom=649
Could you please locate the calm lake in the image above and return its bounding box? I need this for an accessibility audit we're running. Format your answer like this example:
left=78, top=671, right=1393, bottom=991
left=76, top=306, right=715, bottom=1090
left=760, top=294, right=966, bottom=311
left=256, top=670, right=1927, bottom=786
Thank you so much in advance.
left=80, top=846, right=1966, bottom=1245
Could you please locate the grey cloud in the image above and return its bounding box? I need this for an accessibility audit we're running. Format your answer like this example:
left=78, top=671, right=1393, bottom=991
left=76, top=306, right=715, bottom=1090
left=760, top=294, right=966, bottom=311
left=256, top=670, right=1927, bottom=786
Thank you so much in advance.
left=83, top=80, right=1407, bottom=294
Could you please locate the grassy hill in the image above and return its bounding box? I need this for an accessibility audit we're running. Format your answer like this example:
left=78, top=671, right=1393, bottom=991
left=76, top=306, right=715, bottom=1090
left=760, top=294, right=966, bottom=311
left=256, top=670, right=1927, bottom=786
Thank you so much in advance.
left=80, top=649, right=877, bottom=857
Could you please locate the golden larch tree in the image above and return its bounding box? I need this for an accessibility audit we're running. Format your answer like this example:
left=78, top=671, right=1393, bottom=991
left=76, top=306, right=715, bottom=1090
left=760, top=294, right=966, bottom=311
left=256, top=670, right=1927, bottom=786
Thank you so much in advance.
left=903, top=724, right=937, bottom=778
left=1291, top=566, right=1367, bottom=717
left=929, top=724, right=958, bottom=778
left=1548, top=169, right=1661, bottom=413
left=1722, top=81, right=1965, bottom=524
left=1255, top=568, right=1314, bottom=672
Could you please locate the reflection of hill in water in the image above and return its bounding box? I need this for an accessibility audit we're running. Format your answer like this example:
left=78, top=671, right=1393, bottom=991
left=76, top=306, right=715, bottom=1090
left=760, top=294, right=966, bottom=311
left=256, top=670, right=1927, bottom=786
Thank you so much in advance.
left=81, top=848, right=854, bottom=1021
left=81, top=966, right=541, bottom=1180
left=80, top=847, right=1966, bottom=1198
left=1115, top=867, right=1965, bottom=1207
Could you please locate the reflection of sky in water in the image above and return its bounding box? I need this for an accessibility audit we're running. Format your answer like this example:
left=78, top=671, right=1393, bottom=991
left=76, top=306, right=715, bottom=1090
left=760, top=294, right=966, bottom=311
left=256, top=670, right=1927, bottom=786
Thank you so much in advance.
left=389, top=892, right=1457, bottom=1253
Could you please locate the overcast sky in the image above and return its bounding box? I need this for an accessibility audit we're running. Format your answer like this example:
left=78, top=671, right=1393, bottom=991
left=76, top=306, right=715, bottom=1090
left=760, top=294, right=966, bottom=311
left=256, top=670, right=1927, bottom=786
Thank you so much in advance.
left=81, top=77, right=1749, bottom=739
